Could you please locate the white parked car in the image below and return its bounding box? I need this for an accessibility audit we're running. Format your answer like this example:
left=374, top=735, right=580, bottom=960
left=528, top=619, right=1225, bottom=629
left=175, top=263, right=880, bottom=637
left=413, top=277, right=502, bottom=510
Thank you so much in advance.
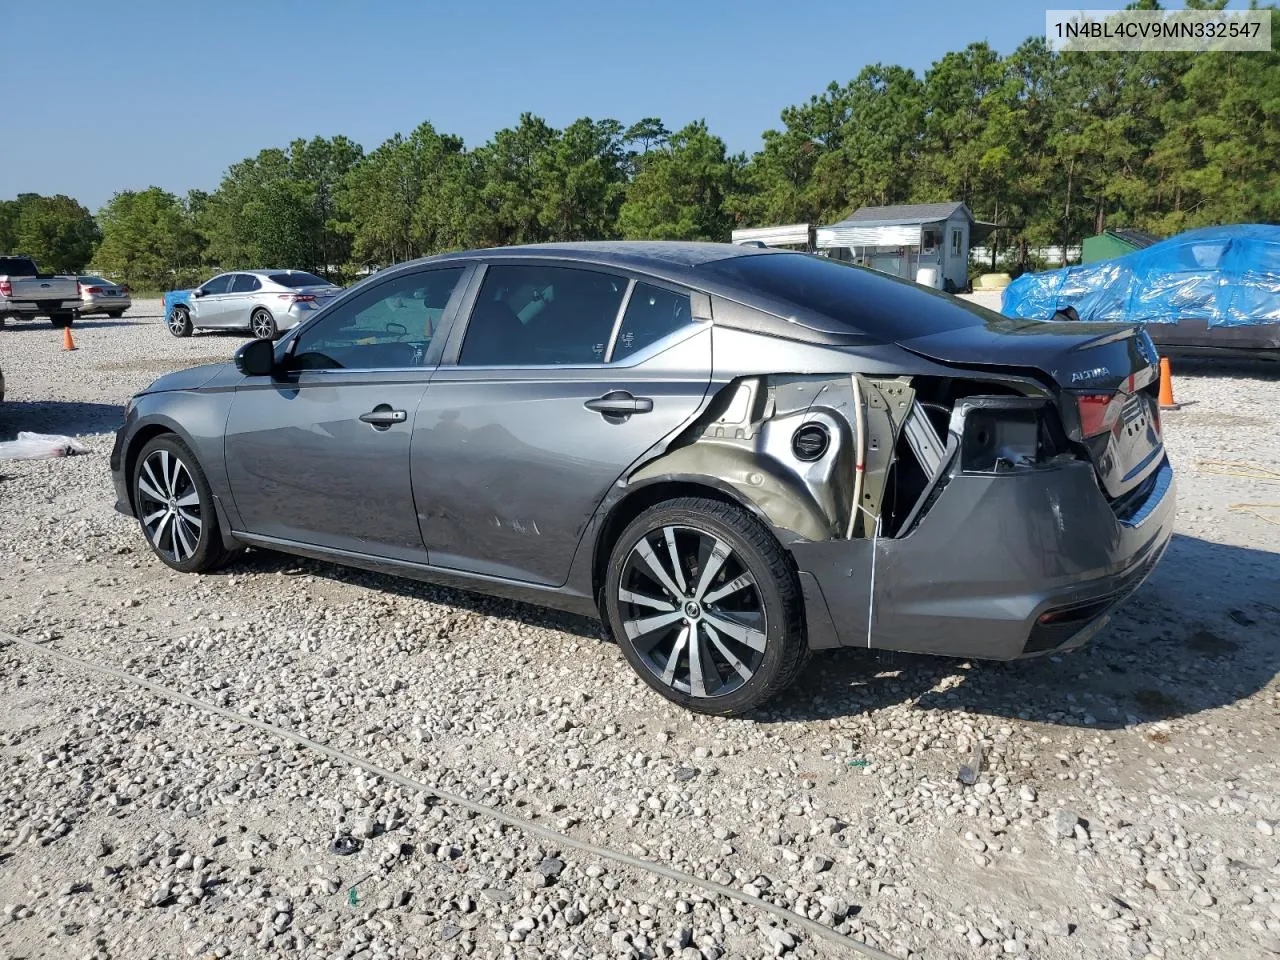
left=77, top=275, right=132, bottom=318
left=165, top=270, right=342, bottom=339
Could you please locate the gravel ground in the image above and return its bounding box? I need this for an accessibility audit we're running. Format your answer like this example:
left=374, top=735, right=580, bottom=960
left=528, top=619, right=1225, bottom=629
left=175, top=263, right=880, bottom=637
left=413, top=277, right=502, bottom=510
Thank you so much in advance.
left=1, top=301, right=1279, bottom=960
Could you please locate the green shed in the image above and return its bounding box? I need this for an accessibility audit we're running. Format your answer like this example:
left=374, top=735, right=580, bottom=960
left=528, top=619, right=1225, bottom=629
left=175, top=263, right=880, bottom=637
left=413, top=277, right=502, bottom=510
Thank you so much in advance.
left=1081, top=229, right=1161, bottom=264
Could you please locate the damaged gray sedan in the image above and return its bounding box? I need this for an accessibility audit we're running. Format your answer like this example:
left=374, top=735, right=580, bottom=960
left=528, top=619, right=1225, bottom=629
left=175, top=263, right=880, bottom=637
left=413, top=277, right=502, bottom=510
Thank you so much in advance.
left=110, top=242, right=1175, bottom=714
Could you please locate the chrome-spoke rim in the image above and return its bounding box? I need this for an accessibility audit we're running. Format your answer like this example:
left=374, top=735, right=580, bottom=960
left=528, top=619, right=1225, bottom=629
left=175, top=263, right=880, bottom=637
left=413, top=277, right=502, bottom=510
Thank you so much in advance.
left=251, top=313, right=272, bottom=338
left=168, top=309, right=187, bottom=334
left=137, top=449, right=202, bottom=563
left=619, top=525, right=765, bottom=699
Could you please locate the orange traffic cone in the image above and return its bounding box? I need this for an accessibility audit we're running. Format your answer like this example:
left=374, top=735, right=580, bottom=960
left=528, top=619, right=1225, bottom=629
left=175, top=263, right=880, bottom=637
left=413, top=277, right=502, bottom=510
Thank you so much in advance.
left=61, top=325, right=77, bottom=351
left=1158, top=356, right=1178, bottom=410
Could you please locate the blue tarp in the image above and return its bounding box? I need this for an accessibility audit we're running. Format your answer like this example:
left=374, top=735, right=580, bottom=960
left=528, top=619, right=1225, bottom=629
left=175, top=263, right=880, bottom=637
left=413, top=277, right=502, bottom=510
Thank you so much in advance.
left=1002, top=225, right=1280, bottom=327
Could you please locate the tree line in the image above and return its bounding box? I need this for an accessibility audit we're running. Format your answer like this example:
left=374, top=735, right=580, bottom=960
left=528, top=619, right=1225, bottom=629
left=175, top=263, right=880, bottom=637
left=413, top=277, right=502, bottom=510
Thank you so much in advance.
left=3, top=9, right=1277, bottom=290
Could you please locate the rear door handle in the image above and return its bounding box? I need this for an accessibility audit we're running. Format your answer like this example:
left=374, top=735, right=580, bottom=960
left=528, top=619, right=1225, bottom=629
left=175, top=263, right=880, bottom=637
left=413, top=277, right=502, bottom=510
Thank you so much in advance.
left=584, top=391, right=654, bottom=417
left=359, top=405, right=407, bottom=430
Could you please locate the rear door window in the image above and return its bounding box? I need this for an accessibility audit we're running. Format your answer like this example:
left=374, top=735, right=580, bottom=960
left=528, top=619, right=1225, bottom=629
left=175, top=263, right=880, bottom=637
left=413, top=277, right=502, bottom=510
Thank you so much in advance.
left=611, top=282, right=692, bottom=361
left=459, top=264, right=627, bottom=366
left=231, top=274, right=262, bottom=293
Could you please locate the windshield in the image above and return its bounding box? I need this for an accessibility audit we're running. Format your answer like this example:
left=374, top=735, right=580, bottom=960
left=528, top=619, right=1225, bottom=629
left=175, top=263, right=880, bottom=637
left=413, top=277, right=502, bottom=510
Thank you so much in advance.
left=269, top=272, right=331, bottom=288
left=701, top=253, right=992, bottom=341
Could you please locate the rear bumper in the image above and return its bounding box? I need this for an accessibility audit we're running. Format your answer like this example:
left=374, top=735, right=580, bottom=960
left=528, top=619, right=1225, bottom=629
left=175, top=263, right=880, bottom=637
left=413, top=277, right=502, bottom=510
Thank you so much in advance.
left=0, top=299, right=81, bottom=316
left=80, top=296, right=132, bottom=315
left=278, top=302, right=322, bottom=330
left=793, top=456, right=1176, bottom=660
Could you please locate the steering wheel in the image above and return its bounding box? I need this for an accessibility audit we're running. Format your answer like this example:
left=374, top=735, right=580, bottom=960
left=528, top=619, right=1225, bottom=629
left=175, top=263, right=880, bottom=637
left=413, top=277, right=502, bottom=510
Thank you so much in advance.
left=385, top=321, right=408, bottom=340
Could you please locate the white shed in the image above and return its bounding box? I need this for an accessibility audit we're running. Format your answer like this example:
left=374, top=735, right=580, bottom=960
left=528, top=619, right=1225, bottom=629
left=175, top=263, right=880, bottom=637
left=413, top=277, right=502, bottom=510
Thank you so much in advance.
left=817, top=202, right=992, bottom=293
left=730, top=223, right=816, bottom=251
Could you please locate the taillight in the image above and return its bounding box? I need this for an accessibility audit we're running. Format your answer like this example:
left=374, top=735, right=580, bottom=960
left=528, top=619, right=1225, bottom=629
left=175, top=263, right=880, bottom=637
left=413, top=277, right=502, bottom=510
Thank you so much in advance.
left=84, top=286, right=104, bottom=294
left=0, top=280, right=11, bottom=297
left=1075, top=393, right=1123, bottom=438
left=278, top=294, right=316, bottom=304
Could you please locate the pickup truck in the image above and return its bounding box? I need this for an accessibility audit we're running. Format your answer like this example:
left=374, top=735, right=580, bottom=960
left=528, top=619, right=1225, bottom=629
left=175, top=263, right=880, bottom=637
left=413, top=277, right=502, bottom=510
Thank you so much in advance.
left=0, top=255, right=82, bottom=328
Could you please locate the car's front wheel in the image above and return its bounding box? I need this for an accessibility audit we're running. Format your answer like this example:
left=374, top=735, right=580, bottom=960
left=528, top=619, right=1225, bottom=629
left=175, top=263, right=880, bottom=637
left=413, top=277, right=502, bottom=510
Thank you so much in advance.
left=168, top=305, right=192, bottom=337
left=132, top=435, right=233, bottom=573
left=604, top=496, right=808, bottom=715
left=250, top=309, right=277, bottom=340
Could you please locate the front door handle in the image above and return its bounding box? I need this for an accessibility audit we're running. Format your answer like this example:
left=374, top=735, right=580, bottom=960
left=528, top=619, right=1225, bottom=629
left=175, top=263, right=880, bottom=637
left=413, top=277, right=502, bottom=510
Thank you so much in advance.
left=584, top=391, right=654, bottom=418
left=359, top=405, right=407, bottom=430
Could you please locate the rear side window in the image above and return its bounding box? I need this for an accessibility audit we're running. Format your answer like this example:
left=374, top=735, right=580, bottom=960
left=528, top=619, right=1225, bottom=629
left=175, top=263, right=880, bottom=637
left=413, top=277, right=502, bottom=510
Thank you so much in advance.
left=231, top=274, right=261, bottom=293
left=612, top=282, right=691, bottom=360
left=200, top=274, right=233, bottom=295
left=269, top=272, right=329, bottom=288
left=0, top=257, right=38, bottom=276
left=459, top=264, right=626, bottom=366
left=702, top=253, right=989, bottom=340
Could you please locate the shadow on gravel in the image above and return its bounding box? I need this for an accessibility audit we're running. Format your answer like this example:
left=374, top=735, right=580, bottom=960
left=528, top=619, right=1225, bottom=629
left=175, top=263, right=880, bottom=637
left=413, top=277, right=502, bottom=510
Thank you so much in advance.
left=200, top=532, right=1278, bottom=731
left=764, top=533, right=1280, bottom=730
left=1, top=318, right=137, bottom=332
left=218, top=548, right=607, bottom=643
left=1167, top=356, right=1279, bottom=379
left=0, top=400, right=124, bottom=439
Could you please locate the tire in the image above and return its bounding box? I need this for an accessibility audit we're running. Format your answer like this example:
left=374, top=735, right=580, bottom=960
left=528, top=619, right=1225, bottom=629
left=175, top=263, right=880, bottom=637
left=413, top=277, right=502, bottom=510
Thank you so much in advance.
left=603, top=496, right=809, bottom=715
left=132, top=434, right=234, bottom=574
left=106, top=310, right=125, bottom=319
left=250, top=309, right=278, bottom=340
left=168, top=305, right=192, bottom=337
left=49, top=312, right=74, bottom=329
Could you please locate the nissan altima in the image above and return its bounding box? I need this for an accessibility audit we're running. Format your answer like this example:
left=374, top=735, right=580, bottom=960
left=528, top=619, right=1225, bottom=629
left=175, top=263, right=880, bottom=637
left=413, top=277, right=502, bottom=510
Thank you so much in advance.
left=111, top=242, right=1175, bottom=715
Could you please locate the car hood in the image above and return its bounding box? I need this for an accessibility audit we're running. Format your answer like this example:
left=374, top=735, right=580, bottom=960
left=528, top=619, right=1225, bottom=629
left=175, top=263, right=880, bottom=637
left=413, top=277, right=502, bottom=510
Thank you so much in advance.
left=140, top=362, right=230, bottom=395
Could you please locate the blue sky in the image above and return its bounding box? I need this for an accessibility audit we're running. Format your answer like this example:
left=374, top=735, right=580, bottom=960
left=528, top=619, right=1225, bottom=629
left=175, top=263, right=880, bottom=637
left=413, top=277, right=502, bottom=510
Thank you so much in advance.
left=1, top=0, right=1241, bottom=211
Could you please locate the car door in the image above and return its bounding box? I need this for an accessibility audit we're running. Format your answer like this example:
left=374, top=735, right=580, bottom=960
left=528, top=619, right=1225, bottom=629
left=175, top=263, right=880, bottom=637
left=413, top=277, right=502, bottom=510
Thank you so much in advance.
left=189, top=273, right=235, bottom=326
left=224, top=273, right=263, bottom=330
left=414, top=261, right=712, bottom=586
left=223, top=264, right=472, bottom=561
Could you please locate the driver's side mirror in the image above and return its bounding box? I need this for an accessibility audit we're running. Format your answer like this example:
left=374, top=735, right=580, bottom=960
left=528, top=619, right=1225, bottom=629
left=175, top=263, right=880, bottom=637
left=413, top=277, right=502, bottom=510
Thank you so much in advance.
left=234, top=338, right=277, bottom=377
left=193, top=288, right=206, bottom=298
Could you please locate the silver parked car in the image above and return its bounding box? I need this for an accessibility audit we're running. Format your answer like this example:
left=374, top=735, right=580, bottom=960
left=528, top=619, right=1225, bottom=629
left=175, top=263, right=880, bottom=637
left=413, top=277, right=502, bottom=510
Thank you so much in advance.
left=112, top=242, right=1174, bottom=715
left=167, top=270, right=342, bottom=339
left=77, top=275, right=132, bottom=318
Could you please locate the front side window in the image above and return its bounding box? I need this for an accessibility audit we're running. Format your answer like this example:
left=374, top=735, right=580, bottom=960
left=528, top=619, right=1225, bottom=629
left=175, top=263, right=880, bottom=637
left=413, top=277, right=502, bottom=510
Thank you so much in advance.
left=200, top=274, right=233, bottom=295
left=612, top=282, right=692, bottom=361
left=230, top=274, right=261, bottom=293
left=290, top=267, right=466, bottom=370
left=459, top=264, right=626, bottom=366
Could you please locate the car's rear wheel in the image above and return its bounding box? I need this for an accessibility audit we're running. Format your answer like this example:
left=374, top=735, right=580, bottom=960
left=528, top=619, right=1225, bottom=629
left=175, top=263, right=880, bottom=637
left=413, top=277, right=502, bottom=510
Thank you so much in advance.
left=604, top=496, right=808, bottom=715
left=106, top=310, right=125, bottom=319
left=168, top=305, right=192, bottom=337
left=132, top=435, right=233, bottom=574
left=250, top=309, right=277, bottom=340
left=49, top=312, right=74, bottom=329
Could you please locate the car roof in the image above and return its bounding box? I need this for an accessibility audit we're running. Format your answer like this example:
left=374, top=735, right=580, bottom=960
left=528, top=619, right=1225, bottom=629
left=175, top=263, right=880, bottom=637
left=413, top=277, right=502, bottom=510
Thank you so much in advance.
left=238, top=269, right=320, bottom=278
left=420, top=240, right=772, bottom=274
